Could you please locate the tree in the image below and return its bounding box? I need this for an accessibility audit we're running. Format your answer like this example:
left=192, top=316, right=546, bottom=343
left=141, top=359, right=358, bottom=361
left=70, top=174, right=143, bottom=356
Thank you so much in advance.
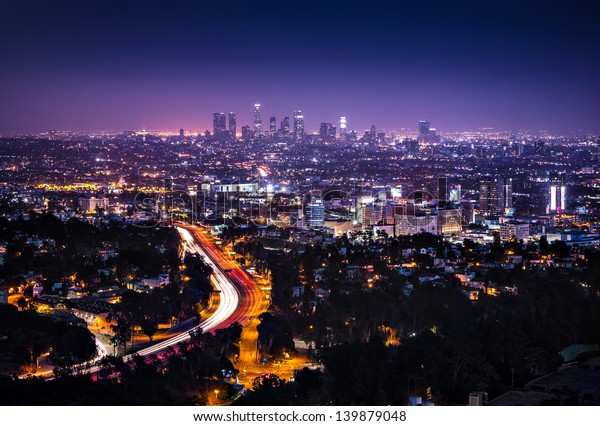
left=539, top=235, right=549, bottom=254
left=251, top=374, right=287, bottom=394
left=551, top=240, right=570, bottom=258
left=109, top=313, right=133, bottom=355
left=141, top=317, right=159, bottom=343
left=51, top=325, right=97, bottom=366
left=256, top=313, right=296, bottom=360
left=17, top=297, right=28, bottom=311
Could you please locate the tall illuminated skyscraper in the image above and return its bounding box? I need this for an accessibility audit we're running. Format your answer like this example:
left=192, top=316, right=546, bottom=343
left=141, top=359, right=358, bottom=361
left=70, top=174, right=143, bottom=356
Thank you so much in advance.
left=479, top=176, right=512, bottom=215
left=253, top=104, right=263, bottom=136
left=306, top=191, right=325, bottom=228
left=241, top=124, right=252, bottom=141
left=501, top=177, right=513, bottom=211
left=320, top=122, right=336, bottom=141
left=340, top=116, right=347, bottom=135
left=213, top=112, right=226, bottom=137
left=269, top=116, right=276, bottom=137
left=549, top=173, right=566, bottom=213
left=228, top=112, right=236, bottom=138
left=479, top=176, right=500, bottom=215
left=280, top=116, right=290, bottom=136
left=293, top=110, right=304, bottom=140
left=418, top=120, right=431, bottom=143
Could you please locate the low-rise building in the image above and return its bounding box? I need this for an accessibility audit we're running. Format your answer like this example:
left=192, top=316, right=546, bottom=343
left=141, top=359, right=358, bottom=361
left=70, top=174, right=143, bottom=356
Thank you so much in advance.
left=78, top=195, right=110, bottom=213
left=500, top=220, right=530, bottom=241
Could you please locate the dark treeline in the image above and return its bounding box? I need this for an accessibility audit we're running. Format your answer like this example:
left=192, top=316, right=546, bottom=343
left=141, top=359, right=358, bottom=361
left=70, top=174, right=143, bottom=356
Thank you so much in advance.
left=0, top=213, right=181, bottom=289
left=234, top=231, right=600, bottom=404
left=0, top=304, right=96, bottom=373
left=0, top=324, right=242, bottom=405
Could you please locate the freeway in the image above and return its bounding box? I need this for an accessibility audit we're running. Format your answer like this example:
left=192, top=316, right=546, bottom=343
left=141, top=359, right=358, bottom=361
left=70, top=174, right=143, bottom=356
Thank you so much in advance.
left=126, top=225, right=246, bottom=359
left=41, top=223, right=264, bottom=379
left=176, top=224, right=264, bottom=330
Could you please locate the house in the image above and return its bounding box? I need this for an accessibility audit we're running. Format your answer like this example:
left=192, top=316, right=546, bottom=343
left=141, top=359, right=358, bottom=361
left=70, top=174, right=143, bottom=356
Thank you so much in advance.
left=32, top=283, right=44, bottom=297
left=314, top=287, right=330, bottom=301
left=291, top=285, right=305, bottom=298
left=455, top=272, right=476, bottom=284
left=142, top=273, right=170, bottom=289
left=398, top=264, right=415, bottom=277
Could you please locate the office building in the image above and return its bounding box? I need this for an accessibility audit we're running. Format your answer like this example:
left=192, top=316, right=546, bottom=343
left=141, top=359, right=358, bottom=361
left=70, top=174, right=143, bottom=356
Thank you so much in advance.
left=211, top=182, right=259, bottom=193
left=293, top=110, right=304, bottom=140
left=320, top=122, right=336, bottom=141
left=479, top=176, right=512, bottom=215
left=340, top=116, right=347, bottom=135
left=269, top=116, right=277, bottom=137
left=253, top=104, right=263, bottom=136
left=437, top=208, right=463, bottom=235
left=213, top=112, right=226, bottom=137
left=449, top=184, right=461, bottom=203
left=78, top=196, right=110, bottom=213
left=228, top=112, right=236, bottom=138
left=241, top=124, right=252, bottom=141
left=395, top=212, right=438, bottom=236
left=500, top=177, right=513, bottom=211
left=500, top=220, right=530, bottom=241
left=362, top=205, right=382, bottom=228
left=479, top=176, right=499, bottom=215
left=418, top=120, right=431, bottom=143
left=549, top=173, right=566, bottom=213
left=280, top=116, right=290, bottom=136
left=306, top=192, right=324, bottom=228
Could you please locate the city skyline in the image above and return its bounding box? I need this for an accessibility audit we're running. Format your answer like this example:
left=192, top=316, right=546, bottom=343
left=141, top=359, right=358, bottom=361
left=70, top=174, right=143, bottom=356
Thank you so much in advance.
left=1, top=0, right=599, bottom=133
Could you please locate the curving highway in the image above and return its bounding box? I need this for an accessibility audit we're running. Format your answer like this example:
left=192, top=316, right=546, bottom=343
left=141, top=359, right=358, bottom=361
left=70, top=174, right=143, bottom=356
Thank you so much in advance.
left=97, top=224, right=262, bottom=368
left=126, top=225, right=244, bottom=359
left=177, top=224, right=264, bottom=330
left=58, top=223, right=262, bottom=378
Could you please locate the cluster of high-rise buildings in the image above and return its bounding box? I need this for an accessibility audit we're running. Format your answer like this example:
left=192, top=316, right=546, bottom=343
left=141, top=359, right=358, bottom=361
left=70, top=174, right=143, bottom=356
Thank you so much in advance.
left=212, top=104, right=306, bottom=141
left=212, top=112, right=236, bottom=140
left=208, top=104, right=446, bottom=148
left=165, top=106, right=576, bottom=243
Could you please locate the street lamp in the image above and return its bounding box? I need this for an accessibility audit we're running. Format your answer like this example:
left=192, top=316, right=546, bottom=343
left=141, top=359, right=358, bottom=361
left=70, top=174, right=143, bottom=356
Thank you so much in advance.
left=214, top=389, right=219, bottom=405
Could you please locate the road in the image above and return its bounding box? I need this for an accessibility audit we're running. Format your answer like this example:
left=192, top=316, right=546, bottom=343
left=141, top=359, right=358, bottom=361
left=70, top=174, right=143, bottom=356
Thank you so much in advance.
left=178, top=224, right=264, bottom=330
left=126, top=225, right=247, bottom=359
left=177, top=225, right=305, bottom=384
left=43, top=223, right=281, bottom=384
left=133, top=224, right=309, bottom=384
left=64, top=224, right=248, bottom=376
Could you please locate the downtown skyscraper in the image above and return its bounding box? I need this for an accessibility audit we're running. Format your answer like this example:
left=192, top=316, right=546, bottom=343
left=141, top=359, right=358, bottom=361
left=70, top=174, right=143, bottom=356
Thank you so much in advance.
left=549, top=173, right=567, bottom=213
left=253, top=104, right=263, bottom=137
left=228, top=112, right=236, bottom=138
left=213, top=112, right=226, bottom=138
left=418, top=120, right=432, bottom=143
left=340, top=116, right=347, bottom=135
left=280, top=116, right=290, bottom=136
left=479, top=176, right=513, bottom=215
left=293, top=110, right=304, bottom=141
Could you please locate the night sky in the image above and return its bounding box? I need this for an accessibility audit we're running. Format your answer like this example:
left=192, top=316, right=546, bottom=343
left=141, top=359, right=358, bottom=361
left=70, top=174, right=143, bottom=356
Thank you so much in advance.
left=1, top=0, right=599, bottom=133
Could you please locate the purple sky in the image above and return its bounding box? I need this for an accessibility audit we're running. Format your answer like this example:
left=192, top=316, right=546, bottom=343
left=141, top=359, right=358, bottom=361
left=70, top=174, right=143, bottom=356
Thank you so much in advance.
left=1, top=0, right=599, bottom=134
